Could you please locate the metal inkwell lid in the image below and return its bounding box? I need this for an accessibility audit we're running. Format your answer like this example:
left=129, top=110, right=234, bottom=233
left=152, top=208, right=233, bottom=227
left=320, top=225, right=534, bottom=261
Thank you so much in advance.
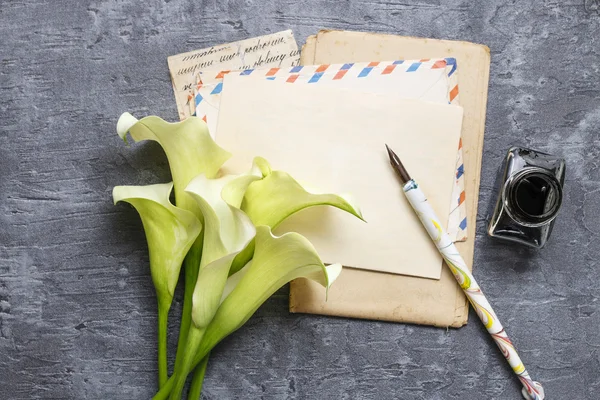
left=502, top=167, right=563, bottom=228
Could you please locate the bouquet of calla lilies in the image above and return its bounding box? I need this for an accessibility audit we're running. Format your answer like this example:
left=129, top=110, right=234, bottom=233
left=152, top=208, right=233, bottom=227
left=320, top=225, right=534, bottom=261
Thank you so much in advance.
left=112, top=113, right=363, bottom=399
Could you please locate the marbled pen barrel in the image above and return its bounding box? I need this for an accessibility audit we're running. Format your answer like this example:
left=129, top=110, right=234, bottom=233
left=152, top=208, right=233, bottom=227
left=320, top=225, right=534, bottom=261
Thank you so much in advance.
left=402, top=179, right=544, bottom=400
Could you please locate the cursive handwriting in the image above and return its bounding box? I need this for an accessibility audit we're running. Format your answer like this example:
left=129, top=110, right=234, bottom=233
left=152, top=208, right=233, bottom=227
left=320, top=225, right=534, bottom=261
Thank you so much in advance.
left=167, top=30, right=300, bottom=120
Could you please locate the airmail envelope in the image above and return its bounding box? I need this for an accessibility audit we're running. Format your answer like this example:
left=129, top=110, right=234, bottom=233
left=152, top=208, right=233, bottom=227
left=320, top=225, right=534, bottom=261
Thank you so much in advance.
left=194, top=59, right=468, bottom=242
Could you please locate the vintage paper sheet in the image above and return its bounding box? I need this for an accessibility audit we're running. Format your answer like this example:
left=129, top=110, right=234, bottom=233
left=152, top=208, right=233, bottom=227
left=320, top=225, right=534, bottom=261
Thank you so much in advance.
left=290, top=30, right=490, bottom=327
left=215, top=76, right=464, bottom=280
left=167, top=30, right=300, bottom=119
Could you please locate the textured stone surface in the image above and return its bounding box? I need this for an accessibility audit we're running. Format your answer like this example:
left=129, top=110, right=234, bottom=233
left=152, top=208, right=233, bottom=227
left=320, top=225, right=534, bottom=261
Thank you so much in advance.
left=1, top=1, right=599, bottom=399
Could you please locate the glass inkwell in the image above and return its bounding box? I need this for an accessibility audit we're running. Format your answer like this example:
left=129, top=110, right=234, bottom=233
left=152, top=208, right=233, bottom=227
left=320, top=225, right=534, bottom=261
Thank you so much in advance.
left=488, top=147, right=566, bottom=249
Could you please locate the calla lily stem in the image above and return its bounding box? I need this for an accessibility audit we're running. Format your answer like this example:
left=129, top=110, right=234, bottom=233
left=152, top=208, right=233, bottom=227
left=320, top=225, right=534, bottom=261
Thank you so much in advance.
left=188, top=354, right=210, bottom=399
left=173, top=238, right=202, bottom=374
left=153, top=378, right=174, bottom=400
left=157, top=301, right=170, bottom=388
left=169, top=326, right=206, bottom=400
left=152, top=335, right=211, bottom=400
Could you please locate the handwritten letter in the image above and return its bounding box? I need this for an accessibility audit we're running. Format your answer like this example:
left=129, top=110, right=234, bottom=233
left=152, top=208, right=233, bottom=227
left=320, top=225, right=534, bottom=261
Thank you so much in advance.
left=167, top=30, right=300, bottom=119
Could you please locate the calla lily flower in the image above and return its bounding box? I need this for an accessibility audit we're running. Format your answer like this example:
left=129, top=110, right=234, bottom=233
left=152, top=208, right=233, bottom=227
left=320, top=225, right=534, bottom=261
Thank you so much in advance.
left=241, top=161, right=364, bottom=228
left=116, top=113, right=232, bottom=376
left=186, top=160, right=265, bottom=329
left=116, top=113, right=230, bottom=213
left=152, top=226, right=342, bottom=400
left=112, top=182, right=201, bottom=387
left=167, top=160, right=266, bottom=398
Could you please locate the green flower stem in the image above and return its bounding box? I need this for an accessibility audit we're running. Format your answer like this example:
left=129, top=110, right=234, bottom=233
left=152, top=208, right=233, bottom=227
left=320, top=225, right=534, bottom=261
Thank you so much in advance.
left=169, top=326, right=205, bottom=400
left=152, top=342, right=207, bottom=399
left=152, top=339, right=209, bottom=400
left=153, top=378, right=174, bottom=400
left=187, top=354, right=210, bottom=400
left=157, top=300, right=170, bottom=389
left=174, top=237, right=202, bottom=373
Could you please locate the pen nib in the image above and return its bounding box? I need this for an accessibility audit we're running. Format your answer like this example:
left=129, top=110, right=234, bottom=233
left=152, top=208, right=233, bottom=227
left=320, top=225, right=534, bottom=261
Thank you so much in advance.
left=385, top=144, right=411, bottom=183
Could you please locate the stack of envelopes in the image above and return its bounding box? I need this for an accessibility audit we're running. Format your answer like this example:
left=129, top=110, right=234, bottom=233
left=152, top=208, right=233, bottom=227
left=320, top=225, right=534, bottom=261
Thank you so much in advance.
left=167, top=29, right=490, bottom=328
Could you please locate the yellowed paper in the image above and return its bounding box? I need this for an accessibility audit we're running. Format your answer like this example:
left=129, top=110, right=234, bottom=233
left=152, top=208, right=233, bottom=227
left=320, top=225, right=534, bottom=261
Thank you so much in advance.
left=300, top=34, right=317, bottom=64
left=216, top=76, right=463, bottom=279
left=290, top=30, right=491, bottom=327
left=167, top=30, right=300, bottom=120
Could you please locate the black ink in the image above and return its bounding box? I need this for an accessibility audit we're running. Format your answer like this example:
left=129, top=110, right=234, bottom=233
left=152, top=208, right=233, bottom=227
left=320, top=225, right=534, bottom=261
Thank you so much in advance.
left=219, top=52, right=240, bottom=63
left=488, top=147, right=566, bottom=249
left=244, top=36, right=286, bottom=54
left=515, top=176, right=550, bottom=216
left=181, top=46, right=218, bottom=62
left=177, top=60, right=214, bottom=76
left=252, top=50, right=287, bottom=68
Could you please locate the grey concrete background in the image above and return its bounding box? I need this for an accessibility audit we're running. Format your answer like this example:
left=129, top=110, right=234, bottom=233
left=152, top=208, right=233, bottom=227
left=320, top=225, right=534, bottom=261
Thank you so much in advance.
left=1, top=0, right=599, bottom=399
